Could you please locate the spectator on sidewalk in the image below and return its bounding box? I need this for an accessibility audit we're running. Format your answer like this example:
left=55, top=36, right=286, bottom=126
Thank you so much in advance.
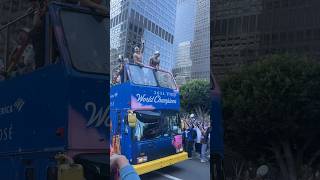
left=186, top=125, right=195, bottom=159
left=182, top=128, right=187, bottom=153
left=194, top=123, right=202, bottom=156
left=201, top=126, right=211, bottom=163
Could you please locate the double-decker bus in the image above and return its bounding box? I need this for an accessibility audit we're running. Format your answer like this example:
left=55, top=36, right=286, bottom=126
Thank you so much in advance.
left=211, top=74, right=225, bottom=179
left=110, top=63, right=188, bottom=175
left=0, top=2, right=109, bottom=179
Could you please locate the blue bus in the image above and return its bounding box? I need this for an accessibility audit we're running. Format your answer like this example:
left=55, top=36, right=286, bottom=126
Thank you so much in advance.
left=0, top=2, right=109, bottom=179
left=211, top=74, right=225, bottom=179
left=110, top=63, right=188, bottom=175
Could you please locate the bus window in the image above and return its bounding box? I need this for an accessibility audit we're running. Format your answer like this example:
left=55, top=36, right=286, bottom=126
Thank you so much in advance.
left=60, top=10, right=108, bottom=74
left=155, top=71, right=177, bottom=89
left=162, top=111, right=181, bottom=136
left=133, top=111, right=161, bottom=141
left=127, top=65, right=157, bottom=87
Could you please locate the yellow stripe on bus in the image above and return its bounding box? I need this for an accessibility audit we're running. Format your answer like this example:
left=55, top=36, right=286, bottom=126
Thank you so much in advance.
left=133, top=152, right=188, bottom=175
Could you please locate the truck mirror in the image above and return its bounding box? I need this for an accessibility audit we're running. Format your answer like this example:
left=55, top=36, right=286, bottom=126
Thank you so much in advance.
left=128, top=112, right=137, bottom=128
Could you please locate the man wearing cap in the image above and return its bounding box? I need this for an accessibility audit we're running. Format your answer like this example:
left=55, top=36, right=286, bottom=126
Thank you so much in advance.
left=149, top=51, right=160, bottom=70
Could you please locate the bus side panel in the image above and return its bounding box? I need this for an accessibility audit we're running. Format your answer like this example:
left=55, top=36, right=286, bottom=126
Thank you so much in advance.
left=110, top=83, right=131, bottom=109
left=0, top=158, right=15, bottom=179
left=67, top=75, right=109, bottom=156
left=0, top=64, right=68, bottom=154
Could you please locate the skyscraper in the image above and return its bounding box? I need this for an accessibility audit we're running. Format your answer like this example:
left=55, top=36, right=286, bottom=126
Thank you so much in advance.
left=110, top=0, right=177, bottom=72
left=191, top=0, right=210, bottom=80
left=212, top=0, right=320, bottom=80
left=172, top=0, right=196, bottom=85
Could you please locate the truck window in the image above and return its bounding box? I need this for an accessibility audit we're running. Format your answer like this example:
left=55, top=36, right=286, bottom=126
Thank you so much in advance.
left=60, top=10, right=108, bottom=74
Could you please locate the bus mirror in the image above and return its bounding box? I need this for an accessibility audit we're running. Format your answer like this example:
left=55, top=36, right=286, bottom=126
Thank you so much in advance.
left=128, top=112, right=137, bottom=128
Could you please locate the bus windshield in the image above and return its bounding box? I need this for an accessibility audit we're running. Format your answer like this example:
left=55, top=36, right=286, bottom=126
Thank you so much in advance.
left=133, top=111, right=181, bottom=141
left=155, top=71, right=176, bottom=89
left=127, top=64, right=177, bottom=89
left=162, top=111, right=181, bottom=136
left=60, top=10, right=108, bottom=74
left=128, top=65, right=157, bottom=86
left=134, top=111, right=161, bottom=141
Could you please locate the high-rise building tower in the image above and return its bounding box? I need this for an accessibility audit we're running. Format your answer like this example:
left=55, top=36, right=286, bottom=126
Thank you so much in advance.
left=110, top=0, right=177, bottom=72
left=191, top=0, right=210, bottom=80
left=212, top=0, right=320, bottom=80
left=172, top=0, right=196, bottom=85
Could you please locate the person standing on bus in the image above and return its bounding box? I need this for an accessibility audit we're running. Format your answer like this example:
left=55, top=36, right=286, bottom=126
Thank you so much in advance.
left=133, top=39, right=145, bottom=66
left=0, top=59, right=5, bottom=80
left=8, top=28, right=35, bottom=77
left=28, top=0, right=47, bottom=69
left=149, top=51, right=160, bottom=69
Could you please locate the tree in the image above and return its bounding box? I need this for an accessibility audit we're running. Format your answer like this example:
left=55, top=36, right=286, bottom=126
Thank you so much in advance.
left=179, top=79, right=210, bottom=113
left=221, top=54, right=320, bottom=180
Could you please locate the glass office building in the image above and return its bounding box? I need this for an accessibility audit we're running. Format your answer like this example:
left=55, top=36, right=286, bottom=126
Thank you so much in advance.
left=172, top=0, right=196, bottom=85
left=110, top=0, right=177, bottom=72
left=191, top=0, right=210, bottom=80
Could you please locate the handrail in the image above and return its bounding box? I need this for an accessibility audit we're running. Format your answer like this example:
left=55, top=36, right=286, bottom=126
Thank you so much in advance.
left=0, top=8, right=34, bottom=32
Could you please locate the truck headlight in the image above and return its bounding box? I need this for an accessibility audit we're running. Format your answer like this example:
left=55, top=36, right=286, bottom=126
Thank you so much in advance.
left=137, top=156, right=148, bottom=164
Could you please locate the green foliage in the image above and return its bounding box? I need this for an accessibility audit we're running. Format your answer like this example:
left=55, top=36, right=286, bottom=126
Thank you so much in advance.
left=222, top=54, right=320, bottom=161
left=179, top=79, right=210, bottom=113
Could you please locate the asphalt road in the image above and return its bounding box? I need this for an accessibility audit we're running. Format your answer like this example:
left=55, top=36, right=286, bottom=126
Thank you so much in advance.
left=140, top=156, right=210, bottom=180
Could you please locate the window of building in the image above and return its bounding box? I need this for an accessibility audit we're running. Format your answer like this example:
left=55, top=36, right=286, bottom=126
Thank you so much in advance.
left=152, top=22, right=155, bottom=33
left=130, top=9, right=135, bottom=20
left=155, top=25, right=159, bottom=35
left=242, top=16, right=249, bottom=33
left=143, top=17, right=147, bottom=28
left=249, top=15, right=256, bottom=32
left=148, top=20, right=151, bottom=31
left=134, top=25, right=138, bottom=33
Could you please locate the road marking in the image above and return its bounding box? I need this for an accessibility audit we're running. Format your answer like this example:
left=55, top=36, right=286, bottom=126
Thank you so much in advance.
left=154, top=171, right=184, bottom=180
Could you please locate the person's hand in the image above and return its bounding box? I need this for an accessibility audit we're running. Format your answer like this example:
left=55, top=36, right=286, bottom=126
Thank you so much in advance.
left=111, top=154, right=129, bottom=170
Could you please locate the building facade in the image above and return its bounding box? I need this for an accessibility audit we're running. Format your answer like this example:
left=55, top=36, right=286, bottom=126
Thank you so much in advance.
left=212, top=0, right=320, bottom=80
left=172, top=0, right=196, bottom=86
left=110, top=0, right=177, bottom=72
left=191, top=0, right=210, bottom=80
left=173, top=41, right=192, bottom=85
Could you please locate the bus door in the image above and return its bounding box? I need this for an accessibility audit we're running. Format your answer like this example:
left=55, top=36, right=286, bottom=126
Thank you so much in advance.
left=120, top=111, right=133, bottom=161
left=111, top=110, right=121, bottom=154
left=19, top=159, right=37, bottom=180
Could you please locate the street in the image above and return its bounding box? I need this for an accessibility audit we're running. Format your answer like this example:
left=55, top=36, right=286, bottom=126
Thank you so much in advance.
left=140, top=157, right=210, bottom=180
